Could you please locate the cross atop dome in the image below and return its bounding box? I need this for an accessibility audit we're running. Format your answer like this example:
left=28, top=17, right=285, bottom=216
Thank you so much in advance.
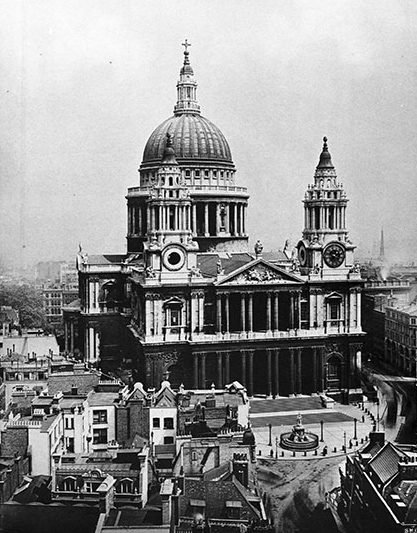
left=182, top=39, right=191, bottom=53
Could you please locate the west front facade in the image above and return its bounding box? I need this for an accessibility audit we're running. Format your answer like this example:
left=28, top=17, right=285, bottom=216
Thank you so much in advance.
left=64, top=44, right=365, bottom=401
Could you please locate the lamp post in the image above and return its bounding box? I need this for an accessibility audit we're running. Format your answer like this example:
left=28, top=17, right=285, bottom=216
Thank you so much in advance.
left=376, top=398, right=380, bottom=431
left=343, top=431, right=347, bottom=452
left=354, top=418, right=357, bottom=440
left=268, top=423, right=272, bottom=446
left=320, top=420, right=324, bottom=442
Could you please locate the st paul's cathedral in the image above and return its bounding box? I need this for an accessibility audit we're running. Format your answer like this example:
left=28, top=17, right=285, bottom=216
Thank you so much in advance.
left=64, top=44, right=364, bottom=401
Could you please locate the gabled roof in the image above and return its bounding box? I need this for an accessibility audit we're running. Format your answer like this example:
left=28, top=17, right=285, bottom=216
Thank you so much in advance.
left=215, top=258, right=303, bottom=286
left=368, top=441, right=406, bottom=486
left=197, top=253, right=254, bottom=278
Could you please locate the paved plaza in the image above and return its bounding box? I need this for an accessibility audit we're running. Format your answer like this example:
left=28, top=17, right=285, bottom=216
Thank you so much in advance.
left=250, top=395, right=382, bottom=460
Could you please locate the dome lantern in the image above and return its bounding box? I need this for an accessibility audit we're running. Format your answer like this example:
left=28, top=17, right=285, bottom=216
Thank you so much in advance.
left=174, top=39, right=201, bottom=116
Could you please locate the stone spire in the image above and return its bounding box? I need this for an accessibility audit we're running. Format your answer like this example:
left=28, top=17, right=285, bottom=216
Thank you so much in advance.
left=174, top=40, right=201, bottom=115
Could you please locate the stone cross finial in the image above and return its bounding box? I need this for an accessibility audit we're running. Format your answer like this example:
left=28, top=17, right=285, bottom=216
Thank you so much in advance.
left=182, top=39, right=191, bottom=52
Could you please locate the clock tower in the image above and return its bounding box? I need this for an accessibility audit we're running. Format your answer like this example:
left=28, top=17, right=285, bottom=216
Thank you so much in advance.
left=297, top=137, right=356, bottom=278
left=144, top=133, right=199, bottom=282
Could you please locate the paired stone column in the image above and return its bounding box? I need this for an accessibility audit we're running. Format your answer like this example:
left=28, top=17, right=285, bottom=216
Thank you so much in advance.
left=224, top=352, right=230, bottom=384
left=273, top=293, right=279, bottom=331
left=266, top=348, right=272, bottom=397
left=266, top=293, right=272, bottom=333
left=289, top=348, right=295, bottom=396
left=273, top=348, right=280, bottom=397
left=240, top=294, right=246, bottom=333
left=193, top=353, right=199, bottom=388
left=247, top=349, right=254, bottom=396
left=225, top=294, right=230, bottom=334
left=296, top=347, right=302, bottom=394
left=217, top=352, right=222, bottom=387
left=204, top=203, right=209, bottom=236
left=216, top=294, right=222, bottom=333
left=248, top=293, right=253, bottom=333
left=312, top=347, right=318, bottom=392
left=200, top=352, right=206, bottom=388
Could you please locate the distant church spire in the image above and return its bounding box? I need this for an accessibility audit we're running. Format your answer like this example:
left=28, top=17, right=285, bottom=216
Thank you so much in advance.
left=174, top=40, right=201, bottom=115
left=378, top=228, right=386, bottom=262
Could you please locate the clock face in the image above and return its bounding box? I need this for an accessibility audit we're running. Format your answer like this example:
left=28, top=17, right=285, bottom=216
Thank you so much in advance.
left=298, top=243, right=307, bottom=267
left=162, top=246, right=186, bottom=271
left=323, top=243, right=345, bottom=268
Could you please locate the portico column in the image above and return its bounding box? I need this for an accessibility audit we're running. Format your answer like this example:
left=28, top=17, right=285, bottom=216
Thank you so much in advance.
left=248, top=293, right=253, bottom=333
left=266, top=349, right=272, bottom=397
left=198, top=294, right=204, bottom=333
left=241, top=294, right=246, bottom=333
left=273, top=293, right=279, bottom=331
left=234, top=204, right=238, bottom=236
left=204, top=203, right=209, bottom=236
left=216, top=204, right=220, bottom=234
left=266, top=293, right=272, bottom=333
left=289, top=292, right=294, bottom=329
left=273, top=348, right=280, bottom=397
left=200, top=353, right=206, bottom=388
left=225, top=203, right=230, bottom=234
left=289, top=348, right=295, bottom=396
left=224, top=352, right=230, bottom=384
left=248, top=350, right=254, bottom=396
left=70, top=322, right=74, bottom=353
left=241, top=350, right=247, bottom=385
left=239, top=204, right=243, bottom=235
left=312, top=347, right=318, bottom=392
left=193, top=353, right=199, bottom=388
left=296, top=347, right=302, bottom=394
left=217, top=352, right=222, bottom=387
left=318, top=347, right=325, bottom=391
left=225, top=293, right=230, bottom=334
left=192, top=204, right=197, bottom=234
left=216, top=294, right=222, bottom=333
left=64, top=321, right=69, bottom=352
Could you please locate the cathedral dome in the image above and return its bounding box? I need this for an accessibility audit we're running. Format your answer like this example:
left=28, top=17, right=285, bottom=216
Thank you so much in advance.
left=141, top=114, right=233, bottom=168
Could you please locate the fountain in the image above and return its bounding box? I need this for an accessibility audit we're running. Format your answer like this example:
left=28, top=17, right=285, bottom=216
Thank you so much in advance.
left=279, top=413, right=319, bottom=451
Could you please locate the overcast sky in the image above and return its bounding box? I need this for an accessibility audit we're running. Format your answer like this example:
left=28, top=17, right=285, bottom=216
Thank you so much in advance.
left=1, top=0, right=416, bottom=268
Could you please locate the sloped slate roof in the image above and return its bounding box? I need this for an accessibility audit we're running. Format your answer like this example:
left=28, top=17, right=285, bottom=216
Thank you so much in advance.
left=368, top=442, right=406, bottom=486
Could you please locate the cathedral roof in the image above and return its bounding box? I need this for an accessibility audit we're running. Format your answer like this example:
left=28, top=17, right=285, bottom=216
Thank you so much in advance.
left=141, top=43, right=234, bottom=169
left=142, top=114, right=233, bottom=166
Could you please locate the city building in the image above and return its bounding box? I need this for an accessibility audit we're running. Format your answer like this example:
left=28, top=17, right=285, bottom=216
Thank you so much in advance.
left=339, top=431, right=417, bottom=533
left=64, top=45, right=364, bottom=401
left=0, top=332, right=60, bottom=407
left=385, top=303, right=417, bottom=376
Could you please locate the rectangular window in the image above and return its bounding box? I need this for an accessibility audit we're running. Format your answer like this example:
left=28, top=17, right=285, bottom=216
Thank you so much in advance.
left=164, top=436, right=174, bottom=444
left=93, top=428, right=108, bottom=445
left=153, top=417, right=160, bottom=428
left=330, top=303, right=340, bottom=320
left=195, top=170, right=200, bottom=177
left=164, top=417, right=174, bottom=429
left=92, top=410, right=107, bottom=424
left=65, top=416, right=74, bottom=429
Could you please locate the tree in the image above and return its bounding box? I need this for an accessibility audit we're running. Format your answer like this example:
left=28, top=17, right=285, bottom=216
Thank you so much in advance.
left=0, top=283, right=49, bottom=330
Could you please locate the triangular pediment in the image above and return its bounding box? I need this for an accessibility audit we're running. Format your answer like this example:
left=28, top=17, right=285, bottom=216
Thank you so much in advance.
left=216, top=259, right=303, bottom=286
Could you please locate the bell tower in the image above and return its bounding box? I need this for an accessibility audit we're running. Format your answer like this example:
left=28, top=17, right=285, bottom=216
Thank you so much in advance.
left=297, top=137, right=356, bottom=277
left=144, top=133, right=199, bottom=280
